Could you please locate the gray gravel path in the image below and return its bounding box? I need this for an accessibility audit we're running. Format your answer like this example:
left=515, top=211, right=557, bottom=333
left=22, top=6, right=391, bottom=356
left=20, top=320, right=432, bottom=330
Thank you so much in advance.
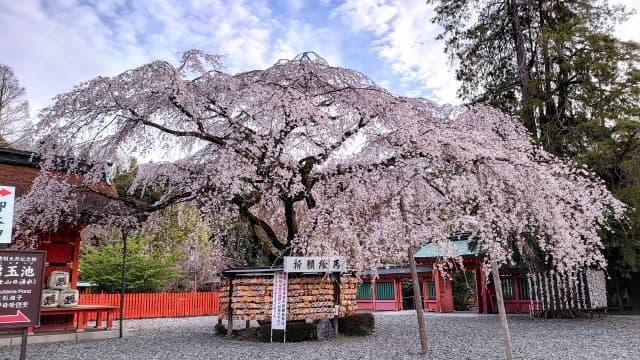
left=1, top=312, right=638, bottom=359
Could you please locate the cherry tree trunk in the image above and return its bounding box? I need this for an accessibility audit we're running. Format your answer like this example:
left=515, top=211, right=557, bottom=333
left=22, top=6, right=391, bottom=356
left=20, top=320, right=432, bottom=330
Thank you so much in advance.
left=491, top=260, right=514, bottom=360
left=409, top=246, right=429, bottom=356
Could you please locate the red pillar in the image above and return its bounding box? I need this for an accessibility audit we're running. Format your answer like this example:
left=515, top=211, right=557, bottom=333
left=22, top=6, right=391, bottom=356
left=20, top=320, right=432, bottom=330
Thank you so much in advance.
left=394, top=278, right=401, bottom=311
left=477, top=265, right=491, bottom=313
left=475, top=266, right=485, bottom=313
left=422, top=277, right=429, bottom=310
left=433, top=269, right=454, bottom=313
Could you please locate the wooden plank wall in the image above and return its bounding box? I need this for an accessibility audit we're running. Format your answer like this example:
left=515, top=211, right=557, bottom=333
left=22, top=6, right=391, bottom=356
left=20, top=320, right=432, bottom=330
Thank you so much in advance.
left=79, top=292, right=220, bottom=320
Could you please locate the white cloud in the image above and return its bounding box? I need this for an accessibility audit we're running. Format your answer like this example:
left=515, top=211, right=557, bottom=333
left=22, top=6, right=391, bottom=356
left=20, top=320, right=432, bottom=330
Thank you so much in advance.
left=613, top=0, right=640, bottom=42
left=337, top=0, right=640, bottom=106
left=272, top=21, right=344, bottom=66
left=336, top=0, right=460, bottom=104
left=0, top=0, right=338, bottom=114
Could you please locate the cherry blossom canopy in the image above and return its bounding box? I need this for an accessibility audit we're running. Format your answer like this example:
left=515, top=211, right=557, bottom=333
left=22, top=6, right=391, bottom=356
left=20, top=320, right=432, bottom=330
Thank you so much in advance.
left=17, top=50, right=624, bottom=276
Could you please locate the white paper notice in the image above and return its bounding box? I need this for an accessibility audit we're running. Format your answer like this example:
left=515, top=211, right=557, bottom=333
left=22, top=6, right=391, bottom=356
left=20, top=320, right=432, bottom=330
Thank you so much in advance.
left=270, top=272, right=288, bottom=330
left=0, top=186, right=15, bottom=244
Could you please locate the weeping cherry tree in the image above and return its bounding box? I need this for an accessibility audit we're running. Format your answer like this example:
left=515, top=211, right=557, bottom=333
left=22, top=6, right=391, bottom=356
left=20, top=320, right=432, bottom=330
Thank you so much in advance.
left=15, top=51, right=624, bottom=357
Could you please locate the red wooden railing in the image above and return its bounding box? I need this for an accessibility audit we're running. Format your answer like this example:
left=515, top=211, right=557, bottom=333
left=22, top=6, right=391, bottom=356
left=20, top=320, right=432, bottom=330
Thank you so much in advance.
left=79, top=292, right=220, bottom=320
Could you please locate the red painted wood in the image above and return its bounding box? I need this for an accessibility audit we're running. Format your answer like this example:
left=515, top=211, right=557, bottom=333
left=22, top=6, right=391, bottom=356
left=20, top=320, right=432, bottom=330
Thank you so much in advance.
left=79, top=292, right=219, bottom=320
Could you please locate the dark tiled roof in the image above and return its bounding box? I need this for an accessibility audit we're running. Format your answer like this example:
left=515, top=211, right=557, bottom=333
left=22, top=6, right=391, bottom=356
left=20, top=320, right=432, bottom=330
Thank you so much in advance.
left=0, top=148, right=118, bottom=210
left=0, top=148, right=40, bottom=168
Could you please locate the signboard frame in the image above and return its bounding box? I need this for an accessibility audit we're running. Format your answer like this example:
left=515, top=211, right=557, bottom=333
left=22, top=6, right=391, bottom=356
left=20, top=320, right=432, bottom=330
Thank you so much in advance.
left=0, top=185, right=16, bottom=245
left=283, top=256, right=347, bottom=273
left=0, top=250, right=46, bottom=329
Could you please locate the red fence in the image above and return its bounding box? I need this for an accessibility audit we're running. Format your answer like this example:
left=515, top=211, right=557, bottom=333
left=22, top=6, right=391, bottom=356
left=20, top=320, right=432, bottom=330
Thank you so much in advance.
left=79, top=292, right=220, bottom=320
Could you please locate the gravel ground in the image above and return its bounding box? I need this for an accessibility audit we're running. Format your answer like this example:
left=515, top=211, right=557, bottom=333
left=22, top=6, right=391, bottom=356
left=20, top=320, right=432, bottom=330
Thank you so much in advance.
left=1, top=312, right=638, bottom=359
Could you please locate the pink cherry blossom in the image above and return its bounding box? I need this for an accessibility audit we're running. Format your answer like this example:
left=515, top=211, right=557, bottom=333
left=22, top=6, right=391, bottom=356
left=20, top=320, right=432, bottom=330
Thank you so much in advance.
left=15, top=51, right=624, bottom=278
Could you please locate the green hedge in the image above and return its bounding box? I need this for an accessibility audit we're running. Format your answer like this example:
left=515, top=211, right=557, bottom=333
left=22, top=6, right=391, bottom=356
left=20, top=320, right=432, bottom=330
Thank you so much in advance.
left=338, top=313, right=375, bottom=336
left=257, top=322, right=316, bottom=342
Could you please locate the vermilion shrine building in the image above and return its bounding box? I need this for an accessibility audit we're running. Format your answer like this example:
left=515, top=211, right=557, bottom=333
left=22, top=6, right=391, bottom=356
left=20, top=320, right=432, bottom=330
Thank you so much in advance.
left=356, top=238, right=534, bottom=314
left=0, top=148, right=117, bottom=333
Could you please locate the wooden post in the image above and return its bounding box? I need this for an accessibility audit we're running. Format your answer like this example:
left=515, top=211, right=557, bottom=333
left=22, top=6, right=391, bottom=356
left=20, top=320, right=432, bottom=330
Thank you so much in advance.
left=19, top=327, right=27, bottom=360
left=371, top=279, right=376, bottom=311
left=400, top=195, right=428, bottom=357
left=333, top=273, right=341, bottom=335
left=491, top=260, right=514, bottom=360
left=227, top=279, right=233, bottom=337
left=409, top=246, right=429, bottom=356
left=119, top=229, right=128, bottom=339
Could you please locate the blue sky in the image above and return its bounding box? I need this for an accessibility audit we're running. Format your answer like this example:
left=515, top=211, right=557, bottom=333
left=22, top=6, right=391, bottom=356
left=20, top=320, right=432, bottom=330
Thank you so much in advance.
left=1, top=0, right=638, bottom=113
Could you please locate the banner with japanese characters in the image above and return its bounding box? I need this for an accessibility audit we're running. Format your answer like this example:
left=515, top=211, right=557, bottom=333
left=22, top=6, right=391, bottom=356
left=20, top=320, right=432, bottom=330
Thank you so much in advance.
left=0, top=185, right=15, bottom=244
left=270, top=272, right=287, bottom=330
left=284, top=256, right=346, bottom=273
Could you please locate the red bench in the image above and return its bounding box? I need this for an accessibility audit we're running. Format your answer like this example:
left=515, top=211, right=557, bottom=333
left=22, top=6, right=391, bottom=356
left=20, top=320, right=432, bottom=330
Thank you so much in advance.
left=33, top=305, right=118, bottom=334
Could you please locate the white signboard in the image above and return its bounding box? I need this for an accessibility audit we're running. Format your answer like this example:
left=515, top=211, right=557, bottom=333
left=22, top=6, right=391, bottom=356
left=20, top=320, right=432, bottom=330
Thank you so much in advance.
left=0, top=186, right=15, bottom=244
left=283, top=256, right=346, bottom=273
left=270, top=272, right=288, bottom=330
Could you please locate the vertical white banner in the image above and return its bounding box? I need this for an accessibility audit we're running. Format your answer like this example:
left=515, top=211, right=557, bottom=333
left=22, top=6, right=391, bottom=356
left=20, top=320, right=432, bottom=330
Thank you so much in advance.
left=0, top=186, right=16, bottom=244
left=270, top=271, right=288, bottom=330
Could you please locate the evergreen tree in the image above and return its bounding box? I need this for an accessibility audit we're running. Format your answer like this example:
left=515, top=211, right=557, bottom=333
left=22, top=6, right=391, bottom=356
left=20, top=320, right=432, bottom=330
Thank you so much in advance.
left=430, top=0, right=640, bottom=307
left=80, top=235, right=180, bottom=293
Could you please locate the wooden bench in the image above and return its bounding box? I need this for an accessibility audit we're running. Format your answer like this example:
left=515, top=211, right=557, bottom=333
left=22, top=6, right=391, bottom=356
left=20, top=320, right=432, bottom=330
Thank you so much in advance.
left=33, top=305, right=118, bottom=334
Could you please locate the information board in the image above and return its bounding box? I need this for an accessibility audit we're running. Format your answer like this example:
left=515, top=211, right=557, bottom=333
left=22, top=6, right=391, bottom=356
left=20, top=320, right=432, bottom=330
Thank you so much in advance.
left=0, top=250, right=45, bottom=328
left=270, top=271, right=288, bottom=330
left=0, top=185, right=16, bottom=244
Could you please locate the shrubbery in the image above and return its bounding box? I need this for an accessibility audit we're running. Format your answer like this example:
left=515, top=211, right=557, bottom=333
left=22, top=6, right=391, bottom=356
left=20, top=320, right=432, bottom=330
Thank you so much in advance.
left=257, top=321, right=316, bottom=342
left=338, top=313, right=375, bottom=336
left=214, top=322, right=227, bottom=336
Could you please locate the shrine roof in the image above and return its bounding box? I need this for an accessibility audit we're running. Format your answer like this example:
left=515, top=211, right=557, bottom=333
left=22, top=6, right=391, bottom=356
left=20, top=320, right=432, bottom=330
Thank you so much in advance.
left=222, top=266, right=284, bottom=277
left=0, top=148, right=118, bottom=212
left=373, top=265, right=432, bottom=275
left=415, top=239, right=480, bottom=259
left=222, top=265, right=433, bottom=277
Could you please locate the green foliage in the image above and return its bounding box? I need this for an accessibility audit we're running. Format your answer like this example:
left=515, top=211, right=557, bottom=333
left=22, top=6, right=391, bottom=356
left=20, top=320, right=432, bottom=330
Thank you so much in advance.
left=452, top=271, right=476, bottom=311
left=338, top=313, right=375, bottom=336
left=429, top=0, right=640, bottom=282
left=257, top=322, right=317, bottom=342
left=80, top=235, right=180, bottom=292
left=112, top=157, right=164, bottom=205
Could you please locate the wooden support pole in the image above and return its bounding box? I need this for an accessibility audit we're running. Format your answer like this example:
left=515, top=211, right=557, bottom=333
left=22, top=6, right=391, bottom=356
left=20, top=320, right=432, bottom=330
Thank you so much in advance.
left=491, top=260, right=514, bottom=360
left=119, top=229, right=128, bottom=339
left=227, top=279, right=233, bottom=338
left=371, top=279, right=376, bottom=311
left=409, top=246, right=429, bottom=356
left=333, top=273, right=341, bottom=335
left=400, top=195, right=428, bottom=357
left=19, top=327, right=27, bottom=360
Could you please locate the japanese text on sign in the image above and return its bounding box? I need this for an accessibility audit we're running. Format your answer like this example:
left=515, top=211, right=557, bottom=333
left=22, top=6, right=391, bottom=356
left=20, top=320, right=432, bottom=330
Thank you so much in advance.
left=0, top=250, right=45, bottom=328
left=270, top=272, right=287, bottom=330
left=283, top=256, right=346, bottom=273
left=0, top=186, right=15, bottom=244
